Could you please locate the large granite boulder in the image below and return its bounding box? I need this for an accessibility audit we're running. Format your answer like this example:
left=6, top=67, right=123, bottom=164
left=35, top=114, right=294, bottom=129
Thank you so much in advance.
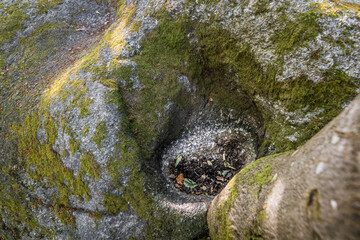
left=0, top=0, right=359, bottom=239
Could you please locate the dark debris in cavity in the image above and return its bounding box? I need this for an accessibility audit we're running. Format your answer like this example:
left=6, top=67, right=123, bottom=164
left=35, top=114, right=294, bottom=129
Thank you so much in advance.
left=169, top=135, right=249, bottom=195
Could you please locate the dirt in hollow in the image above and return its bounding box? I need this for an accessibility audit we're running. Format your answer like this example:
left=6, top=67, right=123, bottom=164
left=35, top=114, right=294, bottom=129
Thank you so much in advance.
left=168, top=135, right=249, bottom=195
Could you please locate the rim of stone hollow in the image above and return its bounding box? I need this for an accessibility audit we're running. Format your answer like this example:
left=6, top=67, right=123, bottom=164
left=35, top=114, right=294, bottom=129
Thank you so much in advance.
left=159, top=120, right=258, bottom=216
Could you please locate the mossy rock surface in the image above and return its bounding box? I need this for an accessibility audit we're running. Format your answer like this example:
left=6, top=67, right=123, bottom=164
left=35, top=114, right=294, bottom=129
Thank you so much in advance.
left=0, top=0, right=359, bottom=239
left=208, top=95, right=360, bottom=240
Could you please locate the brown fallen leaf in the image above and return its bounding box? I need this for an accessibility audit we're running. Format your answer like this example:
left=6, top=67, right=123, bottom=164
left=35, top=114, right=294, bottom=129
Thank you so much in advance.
left=200, top=174, right=207, bottom=181
left=176, top=173, right=184, bottom=185
left=169, top=174, right=176, bottom=179
left=216, top=176, right=224, bottom=182
left=76, top=25, right=86, bottom=31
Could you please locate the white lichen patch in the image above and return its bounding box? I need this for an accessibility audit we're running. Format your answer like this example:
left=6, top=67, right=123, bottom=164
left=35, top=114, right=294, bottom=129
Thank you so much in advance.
left=330, top=199, right=338, bottom=210
left=264, top=178, right=285, bottom=236
left=316, top=162, right=326, bottom=175
left=286, top=132, right=300, bottom=142
left=162, top=123, right=256, bottom=170
left=331, top=134, right=340, bottom=144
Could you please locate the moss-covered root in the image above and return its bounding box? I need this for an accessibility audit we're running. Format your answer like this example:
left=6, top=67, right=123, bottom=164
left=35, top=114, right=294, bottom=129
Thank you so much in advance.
left=208, top=95, right=360, bottom=240
left=207, top=152, right=286, bottom=240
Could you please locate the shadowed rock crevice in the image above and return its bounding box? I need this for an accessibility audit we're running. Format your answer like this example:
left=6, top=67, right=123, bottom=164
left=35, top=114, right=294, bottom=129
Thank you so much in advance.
left=158, top=101, right=260, bottom=196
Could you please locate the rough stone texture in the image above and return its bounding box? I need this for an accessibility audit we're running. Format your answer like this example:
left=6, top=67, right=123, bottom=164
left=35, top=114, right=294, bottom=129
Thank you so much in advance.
left=208, top=94, right=360, bottom=240
left=0, top=0, right=360, bottom=239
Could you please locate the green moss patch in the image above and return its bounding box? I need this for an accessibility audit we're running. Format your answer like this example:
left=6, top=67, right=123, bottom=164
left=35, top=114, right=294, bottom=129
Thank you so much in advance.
left=245, top=210, right=266, bottom=240
left=101, top=98, right=162, bottom=236
left=0, top=1, right=29, bottom=46
left=103, top=194, right=129, bottom=214
left=0, top=180, right=50, bottom=238
left=82, top=125, right=89, bottom=137
left=12, top=21, right=70, bottom=80
left=317, top=1, right=360, bottom=17
left=211, top=152, right=286, bottom=240
left=79, top=97, right=93, bottom=117
left=53, top=204, right=75, bottom=227
left=68, top=133, right=80, bottom=154
left=248, top=164, right=273, bottom=186
left=272, top=10, right=320, bottom=56
left=37, top=0, right=63, bottom=15
left=92, top=120, right=107, bottom=148
left=12, top=110, right=92, bottom=227
left=80, top=152, right=101, bottom=180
